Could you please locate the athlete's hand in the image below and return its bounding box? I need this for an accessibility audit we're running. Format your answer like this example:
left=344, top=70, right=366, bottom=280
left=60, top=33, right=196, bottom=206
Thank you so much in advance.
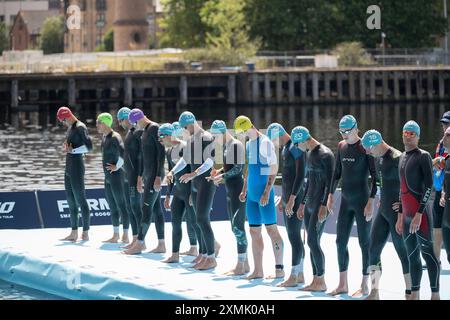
left=137, top=176, right=143, bottom=194
left=260, top=191, right=270, bottom=207
left=409, top=212, right=422, bottom=234
left=297, top=204, right=305, bottom=220
left=166, top=171, right=174, bottom=184
left=392, top=202, right=400, bottom=212
left=106, top=163, right=118, bottom=173
left=210, top=168, right=218, bottom=177
left=433, top=157, right=444, bottom=170
left=285, top=195, right=296, bottom=217
left=327, top=194, right=334, bottom=215
left=239, top=191, right=247, bottom=203
left=154, top=176, right=161, bottom=192
left=364, top=198, right=374, bottom=222
left=395, top=213, right=404, bottom=235
left=63, top=142, right=73, bottom=153
left=318, top=205, right=328, bottom=223
left=164, top=195, right=171, bottom=210
left=440, top=192, right=446, bottom=207
left=180, top=172, right=196, bottom=183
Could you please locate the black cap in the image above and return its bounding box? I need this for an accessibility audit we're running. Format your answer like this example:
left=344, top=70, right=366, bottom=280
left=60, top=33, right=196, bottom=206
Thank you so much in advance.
left=440, top=111, right=450, bottom=123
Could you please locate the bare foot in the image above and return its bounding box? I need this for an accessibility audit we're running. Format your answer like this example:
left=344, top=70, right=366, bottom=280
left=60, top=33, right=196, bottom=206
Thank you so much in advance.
left=149, top=243, right=166, bottom=253
left=223, top=262, right=247, bottom=276
left=192, top=256, right=206, bottom=269
left=364, top=289, right=379, bottom=300
left=214, top=241, right=221, bottom=258
left=103, top=235, right=119, bottom=243
left=121, top=239, right=136, bottom=249
left=192, top=255, right=203, bottom=264
left=81, top=231, right=89, bottom=241
left=328, top=286, right=348, bottom=296
left=277, top=274, right=299, bottom=287
left=180, top=247, right=198, bottom=256
left=300, top=279, right=327, bottom=292
left=162, top=254, right=180, bottom=263
left=121, top=234, right=130, bottom=244
left=297, top=272, right=305, bottom=284
left=197, top=258, right=217, bottom=270
left=351, top=286, right=369, bottom=298
left=243, top=271, right=264, bottom=280
left=266, top=269, right=285, bottom=279
left=60, top=231, right=78, bottom=242
left=122, top=242, right=145, bottom=255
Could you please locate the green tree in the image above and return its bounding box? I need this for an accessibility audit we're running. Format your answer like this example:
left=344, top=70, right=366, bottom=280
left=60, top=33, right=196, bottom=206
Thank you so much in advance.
left=95, top=29, right=114, bottom=52
left=199, top=0, right=259, bottom=64
left=40, top=16, right=64, bottom=54
left=158, top=0, right=209, bottom=48
left=0, top=22, right=9, bottom=55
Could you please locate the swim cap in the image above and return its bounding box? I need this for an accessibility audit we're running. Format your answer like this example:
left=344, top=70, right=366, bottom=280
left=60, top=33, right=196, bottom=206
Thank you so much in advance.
left=362, top=130, right=383, bottom=149
left=57, top=106, right=73, bottom=121
left=117, top=107, right=131, bottom=121
left=339, top=115, right=357, bottom=130
left=97, top=112, right=113, bottom=128
left=172, top=121, right=183, bottom=137
left=267, top=123, right=286, bottom=140
left=234, top=115, right=253, bottom=133
left=210, top=120, right=227, bottom=134
left=179, top=111, right=196, bottom=127
left=403, top=120, right=420, bottom=136
left=158, top=123, right=174, bottom=136
left=291, top=126, right=310, bottom=144
left=128, top=108, right=144, bottom=125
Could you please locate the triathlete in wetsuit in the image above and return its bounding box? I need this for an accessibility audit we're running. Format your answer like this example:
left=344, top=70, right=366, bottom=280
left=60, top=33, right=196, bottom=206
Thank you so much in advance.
left=397, top=120, right=440, bottom=300
left=57, top=106, right=93, bottom=242
left=361, top=129, right=411, bottom=300
left=329, top=115, right=377, bottom=297
left=96, top=113, right=130, bottom=243
left=267, top=123, right=306, bottom=287
left=292, top=126, right=335, bottom=292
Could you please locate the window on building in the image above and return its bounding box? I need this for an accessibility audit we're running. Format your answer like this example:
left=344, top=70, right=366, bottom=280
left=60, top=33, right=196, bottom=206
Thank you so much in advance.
left=0, top=16, right=4, bottom=23
left=48, top=0, right=60, bottom=10
left=96, top=34, right=103, bottom=46
left=96, top=0, right=107, bottom=11
left=96, top=13, right=105, bottom=29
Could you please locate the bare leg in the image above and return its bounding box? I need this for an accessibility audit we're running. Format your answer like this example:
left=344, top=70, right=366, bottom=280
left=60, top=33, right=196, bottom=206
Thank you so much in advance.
left=300, top=276, right=327, bottom=292
left=121, top=230, right=130, bottom=244
left=180, top=246, right=198, bottom=256
left=243, top=227, right=264, bottom=280
left=265, top=225, right=285, bottom=279
left=149, top=239, right=166, bottom=253
left=81, top=231, right=89, bottom=241
left=329, top=271, right=349, bottom=296
left=60, top=229, right=78, bottom=242
left=351, top=275, right=370, bottom=297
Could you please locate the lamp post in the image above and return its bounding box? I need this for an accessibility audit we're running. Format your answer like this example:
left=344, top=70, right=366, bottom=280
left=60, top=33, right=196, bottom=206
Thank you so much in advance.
left=381, top=32, right=386, bottom=66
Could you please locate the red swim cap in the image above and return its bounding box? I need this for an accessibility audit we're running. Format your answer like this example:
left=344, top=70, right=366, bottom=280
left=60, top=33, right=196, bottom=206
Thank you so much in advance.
left=57, top=106, right=73, bottom=121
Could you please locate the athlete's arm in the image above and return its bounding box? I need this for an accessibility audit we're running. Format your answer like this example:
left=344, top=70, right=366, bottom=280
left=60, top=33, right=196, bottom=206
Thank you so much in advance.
left=166, top=151, right=174, bottom=196
left=417, top=152, right=433, bottom=214
left=79, top=125, right=93, bottom=152
left=291, top=150, right=306, bottom=197
left=321, top=151, right=335, bottom=206
left=368, top=155, right=378, bottom=198
left=223, top=142, right=245, bottom=179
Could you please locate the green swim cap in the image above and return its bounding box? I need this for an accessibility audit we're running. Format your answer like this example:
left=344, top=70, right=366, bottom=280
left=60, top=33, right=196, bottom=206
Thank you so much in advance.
left=97, top=112, right=113, bottom=128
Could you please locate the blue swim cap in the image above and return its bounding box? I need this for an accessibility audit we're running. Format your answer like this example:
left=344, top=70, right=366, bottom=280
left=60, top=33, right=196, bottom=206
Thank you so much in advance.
left=172, top=121, right=183, bottom=137
left=362, top=130, right=383, bottom=149
left=158, top=123, right=174, bottom=136
left=267, top=123, right=286, bottom=140
left=179, top=111, right=196, bottom=127
left=291, top=126, right=310, bottom=144
left=339, top=115, right=357, bottom=130
left=117, top=107, right=131, bottom=121
left=210, top=120, right=227, bottom=134
left=403, top=120, right=420, bottom=136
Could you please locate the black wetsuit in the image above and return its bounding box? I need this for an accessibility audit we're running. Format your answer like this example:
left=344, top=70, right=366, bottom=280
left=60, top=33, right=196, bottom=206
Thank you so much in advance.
left=166, top=142, right=200, bottom=253
left=281, top=140, right=306, bottom=268
left=223, top=138, right=247, bottom=256
left=138, top=122, right=166, bottom=242
left=369, top=147, right=410, bottom=282
left=332, top=139, right=377, bottom=276
left=101, top=131, right=130, bottom=231
left=301, top=144, right=335, bottom=277
left=123, top=127, right=143, bottom=237
left=184, top=129, right=216, bottom=256
left=399, top=148, right=440, bottom=293
left=442, top=155, right=450, bottom=263
left=64, top=121, right=93, bottom=231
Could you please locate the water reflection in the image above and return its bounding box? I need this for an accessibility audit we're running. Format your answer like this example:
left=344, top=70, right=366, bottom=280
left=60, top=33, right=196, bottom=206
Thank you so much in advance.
left=0, top=103, right=447, bottom=192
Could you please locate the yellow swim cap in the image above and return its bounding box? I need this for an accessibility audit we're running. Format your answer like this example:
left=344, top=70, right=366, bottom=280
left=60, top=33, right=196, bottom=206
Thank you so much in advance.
left=234, top=115, right=253, bottom=133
